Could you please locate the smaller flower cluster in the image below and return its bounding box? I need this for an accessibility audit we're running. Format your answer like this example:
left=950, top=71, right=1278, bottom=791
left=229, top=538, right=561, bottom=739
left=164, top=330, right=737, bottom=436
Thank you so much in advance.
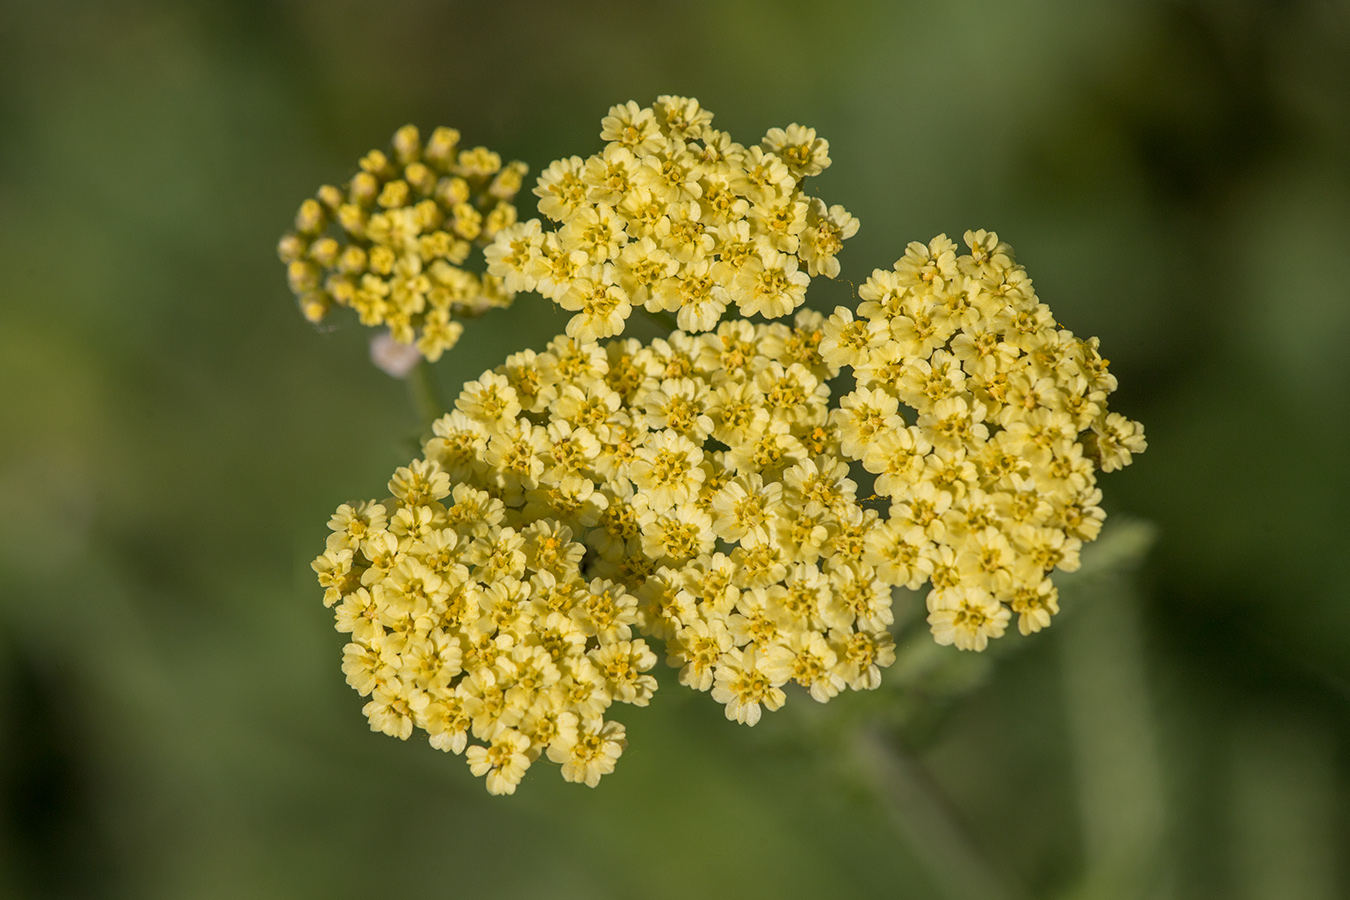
left=312, top=467, right=652, bottom=795
left=485, top=96, right=859, bottom=340
left=822, top=231, right=1147, bottom=650
left=279, top=125, right=528, bottom=360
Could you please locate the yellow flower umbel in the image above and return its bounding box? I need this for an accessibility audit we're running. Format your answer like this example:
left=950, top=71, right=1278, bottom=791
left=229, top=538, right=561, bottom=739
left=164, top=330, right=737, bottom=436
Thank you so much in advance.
left=318, top=312, right=902, bottom=781
left=279, top=125, right=528, bottom=361
left=822, top=230, right=1147, bottom=648
left=485, top=97, right=859, bottom=340
left=305, top=103, right=1150, bottom=794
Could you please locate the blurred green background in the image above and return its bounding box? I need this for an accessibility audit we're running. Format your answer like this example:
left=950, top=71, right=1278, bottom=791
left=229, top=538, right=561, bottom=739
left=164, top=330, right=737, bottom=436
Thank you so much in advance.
left=2, top=1, right=1348, bottom=897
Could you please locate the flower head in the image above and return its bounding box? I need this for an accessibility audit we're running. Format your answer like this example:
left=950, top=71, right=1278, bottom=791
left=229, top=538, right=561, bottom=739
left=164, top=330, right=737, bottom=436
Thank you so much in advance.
left=831, top=229, right=1147, bottom=648
left=308, top=104, right=1149, bottom=794
left=487, top=98, right=858, bottom=339
left=279, top=125, right=528, bottom=362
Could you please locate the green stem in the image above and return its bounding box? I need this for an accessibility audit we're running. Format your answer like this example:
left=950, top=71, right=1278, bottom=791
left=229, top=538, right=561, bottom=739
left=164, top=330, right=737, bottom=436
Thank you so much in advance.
left=852, top=727, right=1021, bottom=900
left=407, top=360, right=446, bottom=434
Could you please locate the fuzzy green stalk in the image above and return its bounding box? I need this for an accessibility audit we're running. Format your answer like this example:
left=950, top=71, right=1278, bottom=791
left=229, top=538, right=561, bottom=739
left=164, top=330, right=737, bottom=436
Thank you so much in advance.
left=407, top=359, right=446, bottom=434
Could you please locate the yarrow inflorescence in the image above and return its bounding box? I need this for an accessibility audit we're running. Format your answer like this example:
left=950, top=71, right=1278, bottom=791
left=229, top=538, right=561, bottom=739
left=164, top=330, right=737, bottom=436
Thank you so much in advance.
left=279, top=125, right=529, bottom=361
left=300, top=97, right=1147, bottom=794
left=484, top=97, right=859, bottom=340
left=822, top=231, right=1146, bottom=649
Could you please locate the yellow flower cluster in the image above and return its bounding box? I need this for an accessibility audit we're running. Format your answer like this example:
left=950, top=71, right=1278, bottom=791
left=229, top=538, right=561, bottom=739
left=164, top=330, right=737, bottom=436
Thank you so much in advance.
left=279, top=125, right=528, bottom=361
left=822, top=231, right=1147, bottom=650
left=300, top=99, right=1150, bottom=796
left=424, top=314, right=897, bottom=730
left=315, top=313, right=898, bottom=790
left=484, top=97, right=859, bottom=340
left=312, top=470, right=649, bottom=795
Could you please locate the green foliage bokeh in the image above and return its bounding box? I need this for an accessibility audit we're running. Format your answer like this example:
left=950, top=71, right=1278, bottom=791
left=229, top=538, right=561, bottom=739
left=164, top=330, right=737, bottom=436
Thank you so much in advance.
left=1, top=1, right=1347, bottom=898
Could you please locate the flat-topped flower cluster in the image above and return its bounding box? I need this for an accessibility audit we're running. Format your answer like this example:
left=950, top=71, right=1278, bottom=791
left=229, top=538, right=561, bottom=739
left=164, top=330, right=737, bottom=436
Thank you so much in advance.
left=823, top=232, right=1146, bottom=648
left=315, top=314, right=897, bottom=792
left=298, top=98, right=1146, bottom=794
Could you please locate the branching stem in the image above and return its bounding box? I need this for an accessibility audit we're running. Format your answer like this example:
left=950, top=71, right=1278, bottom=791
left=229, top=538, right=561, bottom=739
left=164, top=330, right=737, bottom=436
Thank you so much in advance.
left=853, top=728, right=1021, bottom=900
left=407, top=360, right=446, bottom=433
